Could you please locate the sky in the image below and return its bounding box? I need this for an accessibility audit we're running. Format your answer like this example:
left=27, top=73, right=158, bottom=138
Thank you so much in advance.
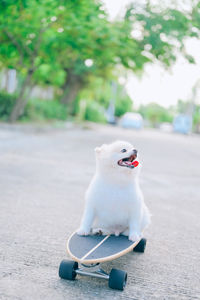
left=102, top=0, right=200, bottom=108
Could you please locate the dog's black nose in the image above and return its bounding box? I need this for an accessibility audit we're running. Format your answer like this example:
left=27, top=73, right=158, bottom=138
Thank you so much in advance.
left=133, top=149, right=137, bottom=154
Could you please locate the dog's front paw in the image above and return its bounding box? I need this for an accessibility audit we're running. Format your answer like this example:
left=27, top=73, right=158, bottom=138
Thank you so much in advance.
left=92, top=228, right=103, bottom=235
left=77, top=228, right=90, bottom=236
left=129, top=232, right=141, bottom=242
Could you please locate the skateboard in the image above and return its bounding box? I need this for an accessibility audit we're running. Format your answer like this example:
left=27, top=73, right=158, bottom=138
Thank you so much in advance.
left=59, top=231, right=147, bottom=290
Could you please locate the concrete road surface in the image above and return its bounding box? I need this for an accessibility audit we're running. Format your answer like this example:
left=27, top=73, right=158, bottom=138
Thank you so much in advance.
left=0, top=123, right=200, bottom=299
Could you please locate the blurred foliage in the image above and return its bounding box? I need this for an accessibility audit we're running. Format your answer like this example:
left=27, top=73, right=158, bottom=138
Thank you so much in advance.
left=0, top=91, right=67, bottom=121
left=0, top=91, right=16, bottom=120
left=193, top=106, right=200, bottom=128
left=138, top=103, right=174, bottom=126
left=0, top=0, right=200, bottom=121
left=34, top=65, right=65, bottom=87
left=176, top=99, right=191, bottom=113
left=75, top=78, right=133, bottom=119
left=23, top=98, right=67, bottom=121
left=82, top=100, right=106, bottom=123
left=115, top=91, right=133, bottom=117
left=138, top=99, right=200, bottom=132
left=128, top=4, right=196, bottom=67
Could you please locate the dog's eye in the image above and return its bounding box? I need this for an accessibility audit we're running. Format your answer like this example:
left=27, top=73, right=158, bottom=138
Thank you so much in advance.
left=121, top=149, right=127, bottom=153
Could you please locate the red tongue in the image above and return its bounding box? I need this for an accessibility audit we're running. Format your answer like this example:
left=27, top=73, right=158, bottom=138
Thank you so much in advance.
left=131, top=160, right=139, bottom=167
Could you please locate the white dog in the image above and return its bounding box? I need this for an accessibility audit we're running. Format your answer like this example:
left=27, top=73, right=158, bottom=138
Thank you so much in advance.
left=77, top=141, right=150, bottom=241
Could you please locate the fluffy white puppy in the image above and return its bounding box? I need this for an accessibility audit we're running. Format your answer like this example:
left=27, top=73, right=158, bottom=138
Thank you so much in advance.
left=77, top=141, right=150, bottom=241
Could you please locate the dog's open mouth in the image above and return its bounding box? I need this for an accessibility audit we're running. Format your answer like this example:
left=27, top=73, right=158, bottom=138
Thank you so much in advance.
left=118, top=153, right=137, bottom=168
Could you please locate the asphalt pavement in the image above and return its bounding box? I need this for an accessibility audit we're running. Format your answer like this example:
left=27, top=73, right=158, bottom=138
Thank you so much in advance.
left=0, top=123, right=200, bottom=299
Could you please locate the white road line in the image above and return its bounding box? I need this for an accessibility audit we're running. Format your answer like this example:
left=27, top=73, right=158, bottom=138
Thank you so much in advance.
left=80, top=235, right=110, bottom=261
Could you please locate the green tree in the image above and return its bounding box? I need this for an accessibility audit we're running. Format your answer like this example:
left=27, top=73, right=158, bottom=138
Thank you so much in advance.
left=0, top=0, right=60, bottom=121
left=1, top=0, right=200, bottom=122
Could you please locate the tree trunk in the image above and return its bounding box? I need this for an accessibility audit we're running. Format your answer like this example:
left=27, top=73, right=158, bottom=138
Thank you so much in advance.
left=60, top=72, right=84, bottom=112
left=9, top=70, right=33, bottom=123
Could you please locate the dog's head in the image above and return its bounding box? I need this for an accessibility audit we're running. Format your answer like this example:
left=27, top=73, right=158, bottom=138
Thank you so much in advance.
left=95, top=141, right=140, bottom=176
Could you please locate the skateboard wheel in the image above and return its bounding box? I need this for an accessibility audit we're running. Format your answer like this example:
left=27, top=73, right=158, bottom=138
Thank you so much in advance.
left=133, top=238, right=147, bottom=253
left=108, top=268, right=127, bottom=291
left=59, top=259, right=78, bottom=280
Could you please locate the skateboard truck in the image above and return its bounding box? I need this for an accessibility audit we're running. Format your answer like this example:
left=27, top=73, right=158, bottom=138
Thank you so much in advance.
left=59, top=260, right=127, bottom=290
left=76, top=263, right=109, bottom=280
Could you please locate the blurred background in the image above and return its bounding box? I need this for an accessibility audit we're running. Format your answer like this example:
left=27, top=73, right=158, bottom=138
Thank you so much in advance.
left=0, top=0, right=200, bottom=134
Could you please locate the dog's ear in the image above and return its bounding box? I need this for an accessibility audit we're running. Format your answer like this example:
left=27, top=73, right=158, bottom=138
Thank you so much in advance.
left=95, top=147, right=101, bottom=153
left=95, top=144, right=107, bottom=154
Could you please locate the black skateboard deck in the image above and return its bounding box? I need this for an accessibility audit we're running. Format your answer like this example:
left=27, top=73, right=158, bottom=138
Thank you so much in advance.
left=67, top=232, right=141, bottom=264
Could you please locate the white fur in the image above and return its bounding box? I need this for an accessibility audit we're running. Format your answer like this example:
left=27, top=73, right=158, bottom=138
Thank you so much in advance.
left=77, top=141, right=151, bottom=241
